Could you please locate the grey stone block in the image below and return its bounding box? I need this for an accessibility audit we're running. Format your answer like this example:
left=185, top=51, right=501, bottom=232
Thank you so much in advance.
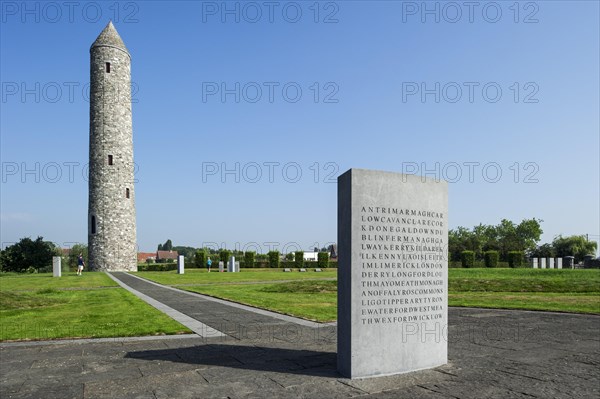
left=337, top=168, right=448, bottom=379
left=52, top=256, right=61, bottom=277
left=177, top=255, right=184, bottom=274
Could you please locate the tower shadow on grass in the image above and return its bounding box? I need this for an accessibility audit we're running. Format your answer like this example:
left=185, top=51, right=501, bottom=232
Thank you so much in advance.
left=125, top=344, right=339, bottom=378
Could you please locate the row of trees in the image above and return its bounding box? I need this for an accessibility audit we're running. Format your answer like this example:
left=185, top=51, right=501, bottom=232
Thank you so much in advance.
left=530, top=235, right=597, bottom=263
left=450, top=218, right=597, bottom=263
left=0, top=237, right=58, bottom=273
left=449, top=218, right=543, bottom=261
left=0, top=237, right=90, bottom=273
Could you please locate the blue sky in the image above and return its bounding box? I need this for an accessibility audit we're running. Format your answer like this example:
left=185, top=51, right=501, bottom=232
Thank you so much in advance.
left=1, top=1, right=599, bottom=253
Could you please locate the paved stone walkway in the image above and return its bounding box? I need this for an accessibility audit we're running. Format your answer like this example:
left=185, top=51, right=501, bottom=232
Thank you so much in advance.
left=1, top=274, right=599, bottom=398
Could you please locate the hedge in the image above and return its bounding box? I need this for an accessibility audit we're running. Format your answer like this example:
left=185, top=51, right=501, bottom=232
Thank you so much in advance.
left=461, top=251, right=475, bottom=268
left=267, top=251, right=280, bottom=268
left=219, top=250, right=231, bottom=264
left=317, top=252, right=329, bottom=268
left=138, top=263, right=178, bottom=272
left=484, top=251, right=499, bottom=268
left=294, top=251, right=304, bottom=269
left=508, top=251, right=525, bottom=268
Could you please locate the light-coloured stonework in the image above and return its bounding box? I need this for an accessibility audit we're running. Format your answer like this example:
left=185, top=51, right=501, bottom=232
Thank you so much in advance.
left=88, top=22, right=137, bottom=272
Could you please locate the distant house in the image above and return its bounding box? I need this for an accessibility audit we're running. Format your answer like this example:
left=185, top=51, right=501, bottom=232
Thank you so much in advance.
left=137, top=252, right=156, bottom=263
left=156, top=250, right=179, bottom=262
left=303, top=252, right=319, bottom=262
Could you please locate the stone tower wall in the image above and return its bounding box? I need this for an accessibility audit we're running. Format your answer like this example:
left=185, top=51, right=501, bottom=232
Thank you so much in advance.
left=88, top=32, right=137, bottom=272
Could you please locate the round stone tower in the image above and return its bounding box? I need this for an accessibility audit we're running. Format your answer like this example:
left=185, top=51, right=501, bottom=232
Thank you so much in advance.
left=88, top=21, right=137, bottom=271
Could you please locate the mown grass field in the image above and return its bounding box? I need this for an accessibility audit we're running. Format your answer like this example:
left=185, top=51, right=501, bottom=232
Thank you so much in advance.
left=185, top=280, right=338, bottom=322
left=137, top=268, right=337, bottom=285
left=1, top=268, right=598, bottom=340
left=0, top=272, right=191, bottom=341
left=169, top=268, right=600, bottom=320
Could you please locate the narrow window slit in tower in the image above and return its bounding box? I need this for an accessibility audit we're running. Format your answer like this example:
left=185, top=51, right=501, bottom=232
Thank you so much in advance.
left=108, top=155, right=113, bottom=165
left=126, top=188, right=130, bottom=199
left=106, top=62, right=111, bottom=73
left=91, top=215, right=97, bottom=234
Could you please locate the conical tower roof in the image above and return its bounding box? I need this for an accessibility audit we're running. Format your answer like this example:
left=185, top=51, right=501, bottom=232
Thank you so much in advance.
left=91, top=21, right=129, bottom=54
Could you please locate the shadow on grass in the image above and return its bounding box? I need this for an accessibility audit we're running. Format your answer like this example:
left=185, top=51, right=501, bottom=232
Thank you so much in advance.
left=125, top=343, right=339, bottom=377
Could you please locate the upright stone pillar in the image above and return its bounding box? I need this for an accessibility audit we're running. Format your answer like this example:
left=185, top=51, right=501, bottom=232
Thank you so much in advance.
left=338, top=168, right=448, bottom=379
left=540, top=258, right=546, bottom=269
left=177, top=255, right=185, bottom=274
left=228, top=256, right=236, bottom=272
left=532, top=258, right=538, bottom=269
left=556, top=258, right=563, bottom=269
left=548, top=258, right=555, bottom=269
left=52, top=256, right=61, bottom=277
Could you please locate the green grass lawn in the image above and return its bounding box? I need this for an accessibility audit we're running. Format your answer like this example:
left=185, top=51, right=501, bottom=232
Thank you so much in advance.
left=2, top=268, right=598, bottom=340
left=173, top=268, right=600, bottom=320
left=136, top=268, right=337, bottom=285
left=449, top=268, right=600, bottom=293
left=185, top=280, right=338, bottom=322
left=0, top=272, right=118, bottom=291
left=0, top=272, right=191, bottom=341
left=449, top=292, right=599, bottom=314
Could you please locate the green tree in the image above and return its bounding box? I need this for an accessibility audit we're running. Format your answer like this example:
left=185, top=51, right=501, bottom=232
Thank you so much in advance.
left=244, top=251, right=256, bottom=268
left=515, top=218, right=544, bottom=254
left=173, top=246, right=196, bottom=259
left=195, top=249, right=207, bottom=269
left=531, top=243, right=555, bottom=258
left=0, top=237, right=58, bottom=273
left=449, top=218, right=543, bottom=261
left=552, top=235, right=597, bottom=263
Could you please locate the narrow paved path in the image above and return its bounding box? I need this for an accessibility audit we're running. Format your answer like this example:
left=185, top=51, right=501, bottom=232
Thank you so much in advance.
left=110, top=272, right=330, bottom=341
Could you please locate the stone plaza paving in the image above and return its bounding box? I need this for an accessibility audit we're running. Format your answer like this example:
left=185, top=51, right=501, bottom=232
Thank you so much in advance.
left=1, top=273, right=598, bottom=398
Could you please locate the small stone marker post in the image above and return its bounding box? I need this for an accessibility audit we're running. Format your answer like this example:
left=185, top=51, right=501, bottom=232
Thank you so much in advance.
left=541, top=258, right=546, bottom=269
left=548, top=258, right=555, bottom=269
left=235, top=261, right=240, bottom=272
left=557, top=258, right=563, bottom=269
left=228, top=256, right=237, bottom=272
left=177, top=255, right=184, bottom=274
left=218, top=261, right=224, bottom=272
left=338, top=169, right=448, bottom=379
left=532, top=258, right=538, bottom=268
left=52, top=256, right=61, bottom=277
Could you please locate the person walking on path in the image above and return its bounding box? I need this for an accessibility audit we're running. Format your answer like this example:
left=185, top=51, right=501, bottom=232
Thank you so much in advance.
left=77, top=254, right=85, bottom=275
left=207, top=257, right=212, bottom=273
